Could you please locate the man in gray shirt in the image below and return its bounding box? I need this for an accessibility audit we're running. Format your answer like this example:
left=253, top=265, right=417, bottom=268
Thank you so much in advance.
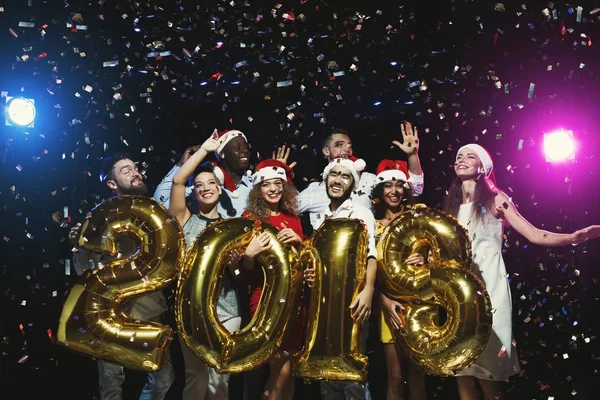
left=69, top=153, right=174, bottom=400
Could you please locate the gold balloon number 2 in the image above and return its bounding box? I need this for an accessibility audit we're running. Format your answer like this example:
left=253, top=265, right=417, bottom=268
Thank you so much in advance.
left=57, top=196, right=186, bottom=372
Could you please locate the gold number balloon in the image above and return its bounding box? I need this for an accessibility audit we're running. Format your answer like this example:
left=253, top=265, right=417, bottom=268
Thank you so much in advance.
left=177, top=218, right=303, bottom=374
left=377, top=204, right=492, bottom=376
left=57, top=196, right=186, bottom=372
left=293, top=218, right=369, bottom=382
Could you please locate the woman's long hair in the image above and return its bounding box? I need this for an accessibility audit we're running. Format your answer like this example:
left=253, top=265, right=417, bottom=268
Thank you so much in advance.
left=246, top=180, right=299, bottom=221
left=187, top=165, right=236, bottom=217
left=371, top=181, right=415, bottom=220
left=443, top=171, right=498, bottom=223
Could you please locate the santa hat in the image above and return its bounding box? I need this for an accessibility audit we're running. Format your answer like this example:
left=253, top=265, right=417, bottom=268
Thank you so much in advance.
left=456, top=143, right=493, bottom=177
left=375, top=159, right=409, bottom=183
left=214, top=129, right=248, bottom=158
left=199, top=161, right=241, bottom=198
left=322, top=155, right=366, bottom=188
left=251, top=159, right=294, bottom=185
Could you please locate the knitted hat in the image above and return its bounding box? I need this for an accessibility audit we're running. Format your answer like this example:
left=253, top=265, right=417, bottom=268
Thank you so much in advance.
left=456, top=143, right=493, bottom=177
left=251, top=159, right=294, bottom=185
left=214, top=129, right=247, bottom=158
left=375, top=159, right=409, bottom=183
left=322, top=155, right=366, bottom=188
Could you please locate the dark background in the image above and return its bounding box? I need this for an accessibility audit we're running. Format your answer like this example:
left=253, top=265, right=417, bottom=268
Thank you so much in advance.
left=1, top=0, right=600, bottom=398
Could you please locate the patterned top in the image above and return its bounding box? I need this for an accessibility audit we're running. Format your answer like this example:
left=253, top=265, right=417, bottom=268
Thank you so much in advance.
left=183, top=214, right=239, bottom=323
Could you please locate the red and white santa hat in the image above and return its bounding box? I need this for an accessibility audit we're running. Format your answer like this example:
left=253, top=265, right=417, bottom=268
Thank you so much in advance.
left=456, top=143, right=493, bottom=177
left=214, top=129, right=247, bottom=158
left=375, top=159, right=409, bottom=184
left=322, top=155, right=367, bottom=187
left=251, top=159, right=294, bottom=185
left=200, top=161, right=241, bottom=198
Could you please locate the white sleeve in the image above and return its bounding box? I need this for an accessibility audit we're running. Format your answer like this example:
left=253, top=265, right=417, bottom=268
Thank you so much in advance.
left=298, top=183, right=329, bottom=214
left=408, top=171, right=424, bottom=197
left=360, top=208, right=377, bottom=260
left=153, top=165, right=193, bottom=209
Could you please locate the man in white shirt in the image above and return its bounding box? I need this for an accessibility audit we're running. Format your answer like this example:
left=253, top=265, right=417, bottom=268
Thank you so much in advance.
left=68, top=153, right=174, bottom=400
left=153, top=129, right=252, bottom=216
left=303, top=157, right=378, bottom=400
left=298, top=123, right=424, bottom=228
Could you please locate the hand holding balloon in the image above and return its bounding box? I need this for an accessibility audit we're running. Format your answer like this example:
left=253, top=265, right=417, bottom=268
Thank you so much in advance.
left=405, top=253, right=425, bottom=266
left=244, top=232, right=272, bottom=259
left=303, top=266, right=315, bottom=287
left=277, top=225, right=302, bottom=244
left=68, top=223, right=83, bottom=247
left=381, top=294, right=404, bottom=331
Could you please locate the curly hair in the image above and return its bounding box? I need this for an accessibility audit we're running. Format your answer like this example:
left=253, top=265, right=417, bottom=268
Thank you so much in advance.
left=246, top=180, right=299, bottom=221
left=371, top=181, right=415, bottom=220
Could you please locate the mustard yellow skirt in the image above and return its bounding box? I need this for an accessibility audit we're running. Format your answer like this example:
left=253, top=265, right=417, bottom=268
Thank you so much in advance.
left=380, top=311, right=395, bottom=344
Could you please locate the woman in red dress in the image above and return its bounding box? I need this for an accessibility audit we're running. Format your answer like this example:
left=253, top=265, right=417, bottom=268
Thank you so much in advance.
left=242, top=159, right=305, bottom=400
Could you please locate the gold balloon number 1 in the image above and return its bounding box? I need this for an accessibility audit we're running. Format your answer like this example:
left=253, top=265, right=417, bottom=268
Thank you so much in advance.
left=293, top=219, right=370, bottom=381
left=57, top=196, right=186, bottom=372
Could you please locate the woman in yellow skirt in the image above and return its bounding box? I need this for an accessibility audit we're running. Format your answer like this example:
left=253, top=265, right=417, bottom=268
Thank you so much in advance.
left=372, top=159, right=427, bottom=400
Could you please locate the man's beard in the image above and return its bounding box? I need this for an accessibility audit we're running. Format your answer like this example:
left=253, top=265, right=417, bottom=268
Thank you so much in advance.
left=327, top=184, right=352, bottom=202
left=120, top=181, right=149, bottom=196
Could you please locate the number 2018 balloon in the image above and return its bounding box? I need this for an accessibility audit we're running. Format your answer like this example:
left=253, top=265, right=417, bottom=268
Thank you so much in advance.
left=58, top=198, right=490, bottom=380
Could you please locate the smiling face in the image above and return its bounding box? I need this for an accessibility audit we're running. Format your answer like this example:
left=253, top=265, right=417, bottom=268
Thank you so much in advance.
left=193, top=171, right=222, bottom=207
left=454, top=148, right=484, bottom=180
left=221, top=136, right=250, bottom=171
left=259, top=178, right=284, bottom=206
left=106, top=158, right=148, bottom=196
left=381, top=180, right=405, bottom=208
left=322, top=133, right=353, bottom=162
left=326, top=165, right=354, bottom=201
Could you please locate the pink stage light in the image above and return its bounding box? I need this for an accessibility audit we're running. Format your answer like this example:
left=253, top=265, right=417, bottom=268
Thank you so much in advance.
left=543, top=130, right=575, bottom=162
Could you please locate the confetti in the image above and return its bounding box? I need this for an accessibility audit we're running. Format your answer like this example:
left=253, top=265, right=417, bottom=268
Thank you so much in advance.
left=1, top=1, right=600, bottom=399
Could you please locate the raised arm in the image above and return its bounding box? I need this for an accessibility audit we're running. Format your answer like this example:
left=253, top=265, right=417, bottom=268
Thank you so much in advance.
left=170, top=136, right=221, bottom=225
left=392, top=121, right=424, bottom=196
left=495, top=191, right=600, bottom=246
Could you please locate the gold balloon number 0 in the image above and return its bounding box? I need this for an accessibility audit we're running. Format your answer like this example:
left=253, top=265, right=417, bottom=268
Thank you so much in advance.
left=57, top=196, right=186, bottom=372
left=176, top=218, right=303, bottom=374
left=377, top=204, right=493, bottom=376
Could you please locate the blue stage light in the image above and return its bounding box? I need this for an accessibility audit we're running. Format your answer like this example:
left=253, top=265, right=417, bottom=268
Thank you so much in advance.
left=5, top=96, right=36, bottom=128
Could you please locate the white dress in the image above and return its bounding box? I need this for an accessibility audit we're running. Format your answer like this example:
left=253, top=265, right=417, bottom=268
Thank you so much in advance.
left=455, top=202, right=521, bottom=381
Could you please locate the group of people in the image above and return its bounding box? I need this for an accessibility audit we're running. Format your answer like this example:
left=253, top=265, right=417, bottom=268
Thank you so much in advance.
left=68, top=122, right=600, bottom=400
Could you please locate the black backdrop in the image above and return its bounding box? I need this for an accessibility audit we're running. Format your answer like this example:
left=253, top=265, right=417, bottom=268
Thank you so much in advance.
left=1, top=1, right=600, bottom=399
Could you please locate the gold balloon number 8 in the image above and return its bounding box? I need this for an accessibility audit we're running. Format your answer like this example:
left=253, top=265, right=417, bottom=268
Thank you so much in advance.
left=57, top=196, right=186, bottom=372
left=377, top=204, right=493, bottom=376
